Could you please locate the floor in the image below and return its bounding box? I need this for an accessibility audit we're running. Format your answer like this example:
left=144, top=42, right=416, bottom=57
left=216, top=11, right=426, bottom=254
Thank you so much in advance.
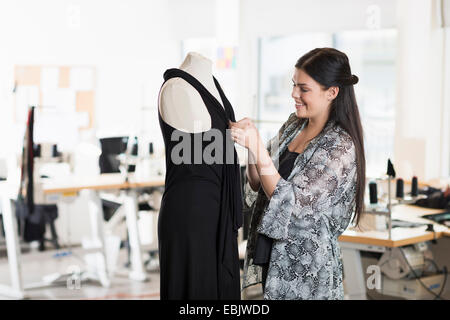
left=0, top=244, right=448, bottom=300
left=0, top=245, right=264, bottom=300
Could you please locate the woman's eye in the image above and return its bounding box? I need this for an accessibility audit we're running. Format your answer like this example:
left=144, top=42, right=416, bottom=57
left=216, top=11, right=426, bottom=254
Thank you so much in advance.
left=300, top=88, right=308, bottom=92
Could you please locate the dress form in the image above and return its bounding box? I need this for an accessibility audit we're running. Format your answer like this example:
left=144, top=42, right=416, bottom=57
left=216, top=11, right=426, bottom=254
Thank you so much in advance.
left=158, top=52, right=224, bottom=133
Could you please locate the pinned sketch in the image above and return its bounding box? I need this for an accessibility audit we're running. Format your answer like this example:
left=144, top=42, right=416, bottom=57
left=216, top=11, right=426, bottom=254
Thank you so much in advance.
left=14, top=65, right=95, bottom=149
left=76, top=91, right=94, bottom=129
left=59, top=67, right=71, bottom=88
left=15, top=66, right=41, bottom=86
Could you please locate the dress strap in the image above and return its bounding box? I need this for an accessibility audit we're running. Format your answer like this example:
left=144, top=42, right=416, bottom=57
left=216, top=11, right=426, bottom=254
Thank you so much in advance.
left=163, top=68, right=233, bottom=124
left=213, top=77, right=236, bottom=122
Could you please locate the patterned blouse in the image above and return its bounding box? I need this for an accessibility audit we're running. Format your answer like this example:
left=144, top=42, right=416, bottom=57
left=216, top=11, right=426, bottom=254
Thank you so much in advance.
left=242, top=112, right=357, bottom=300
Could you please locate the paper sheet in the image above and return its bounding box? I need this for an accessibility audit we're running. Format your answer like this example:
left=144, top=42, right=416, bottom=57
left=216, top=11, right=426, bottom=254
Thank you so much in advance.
left=41, top=89, right=76, bottom=112
left=41, top=67, right=59, bottom=91
left=14, top=85, right=40, bottom=123
left=70, top=67, right=94, bottom=91
left=34, top=109, right=79, bottom=150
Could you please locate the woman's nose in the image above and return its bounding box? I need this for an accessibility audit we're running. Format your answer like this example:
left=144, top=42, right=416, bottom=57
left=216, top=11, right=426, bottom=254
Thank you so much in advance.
left=292, top=87, right=300, bottom=99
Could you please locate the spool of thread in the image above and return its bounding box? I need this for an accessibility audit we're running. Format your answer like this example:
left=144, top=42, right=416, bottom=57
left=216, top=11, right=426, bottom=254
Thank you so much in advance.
left=149, top=142, right=154, bottom=155
left=411, top=176, right=418, bottom=197
left=52, top=144, right=59, bottom=157
left=369, top=182, right=378, bottom=204
left=396, top=178, right=404, bottom=198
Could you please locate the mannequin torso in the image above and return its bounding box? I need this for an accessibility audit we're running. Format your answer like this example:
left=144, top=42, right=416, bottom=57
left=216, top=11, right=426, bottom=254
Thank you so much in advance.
left=158, top=52, right=224, bottom=133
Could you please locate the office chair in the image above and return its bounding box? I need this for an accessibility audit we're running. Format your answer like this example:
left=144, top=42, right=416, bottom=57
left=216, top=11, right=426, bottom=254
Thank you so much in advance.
left=98, top=136, right=137, bottom=221
left=99, top=136, right=137, bottom=175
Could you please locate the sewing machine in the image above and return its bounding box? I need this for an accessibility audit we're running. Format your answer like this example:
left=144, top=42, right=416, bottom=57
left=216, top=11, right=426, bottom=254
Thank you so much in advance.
left=376, top=242, right=446, bottom=299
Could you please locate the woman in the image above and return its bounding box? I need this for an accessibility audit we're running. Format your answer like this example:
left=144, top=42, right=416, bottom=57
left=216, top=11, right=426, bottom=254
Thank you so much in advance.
left=229, top=48, right=365, bottom=300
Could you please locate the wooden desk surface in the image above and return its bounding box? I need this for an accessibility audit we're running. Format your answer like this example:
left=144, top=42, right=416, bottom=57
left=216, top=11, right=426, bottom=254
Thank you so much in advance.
left=42, top=173, right=165, bottom=194
left=41, top=177, right=450, bottom=243
left=339, top=205, right=450, bottom=247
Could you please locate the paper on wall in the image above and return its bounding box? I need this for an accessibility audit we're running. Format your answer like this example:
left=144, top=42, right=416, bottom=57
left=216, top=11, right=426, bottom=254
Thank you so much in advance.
left=34, top=109, right=79, bottom=150
left=41, top=89, right=76, bottom=112
left=14, top=85, right=40, bottom=123
left=70, top=67, right=94, bottom=91
left=75, top=112, right=89, bottom=127
left=41, top=67, right=59, bottom=91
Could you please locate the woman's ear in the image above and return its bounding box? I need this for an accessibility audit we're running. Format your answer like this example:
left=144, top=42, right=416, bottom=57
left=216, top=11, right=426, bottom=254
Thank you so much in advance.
left=327, top=86, right=339, bottom=101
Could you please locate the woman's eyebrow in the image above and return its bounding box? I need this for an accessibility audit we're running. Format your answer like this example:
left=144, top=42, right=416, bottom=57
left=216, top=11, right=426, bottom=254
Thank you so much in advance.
left=299, top=83, right=309, bottom=86
left=292, top=79, right=310, bottom=87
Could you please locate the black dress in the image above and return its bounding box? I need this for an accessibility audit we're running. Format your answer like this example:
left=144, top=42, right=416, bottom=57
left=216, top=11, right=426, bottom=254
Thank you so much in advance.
left=157, top=68, right=243, bottom=300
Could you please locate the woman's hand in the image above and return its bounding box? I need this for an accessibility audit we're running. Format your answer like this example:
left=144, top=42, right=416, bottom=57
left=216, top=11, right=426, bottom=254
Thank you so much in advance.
left=229, top=118, right=262, bottom=155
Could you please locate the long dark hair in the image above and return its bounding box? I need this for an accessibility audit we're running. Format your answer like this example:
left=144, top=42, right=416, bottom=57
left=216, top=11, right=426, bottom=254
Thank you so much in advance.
left=295, top=47, right=366, bottom=226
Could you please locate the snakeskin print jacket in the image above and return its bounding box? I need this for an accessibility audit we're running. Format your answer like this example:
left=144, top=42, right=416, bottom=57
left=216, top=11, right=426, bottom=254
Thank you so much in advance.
left=242, top=112, right=357, bottom=300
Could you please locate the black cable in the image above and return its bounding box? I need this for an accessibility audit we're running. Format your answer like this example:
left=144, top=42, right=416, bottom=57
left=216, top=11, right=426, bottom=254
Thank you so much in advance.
left=439, top=266, right=448, bottom=300
left=398, top=247, right=447, bottom=300
left=424, top=258, right=440, bottom=273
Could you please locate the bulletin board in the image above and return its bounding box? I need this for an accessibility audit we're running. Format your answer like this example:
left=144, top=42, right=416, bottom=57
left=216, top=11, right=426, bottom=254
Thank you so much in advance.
left=13, top=65, right=96, bottom=150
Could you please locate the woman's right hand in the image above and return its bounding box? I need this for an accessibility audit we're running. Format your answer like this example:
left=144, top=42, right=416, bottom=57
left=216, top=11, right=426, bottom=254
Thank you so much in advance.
left=229, top=118, right=262, bottom=156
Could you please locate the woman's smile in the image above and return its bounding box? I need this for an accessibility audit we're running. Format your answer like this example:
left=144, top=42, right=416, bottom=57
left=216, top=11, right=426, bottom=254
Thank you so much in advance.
left=295, top=101, right=306, bottom=109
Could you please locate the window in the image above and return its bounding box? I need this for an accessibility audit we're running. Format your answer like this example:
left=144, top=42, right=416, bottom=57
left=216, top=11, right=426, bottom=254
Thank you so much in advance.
left=257, top=29, right=397, bottom=178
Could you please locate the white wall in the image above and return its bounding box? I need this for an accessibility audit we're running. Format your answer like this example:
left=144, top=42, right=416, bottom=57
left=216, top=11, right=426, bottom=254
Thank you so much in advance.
left=394, top=0, right=449, bottom=181
left=442, top=26, right=450, bottom=178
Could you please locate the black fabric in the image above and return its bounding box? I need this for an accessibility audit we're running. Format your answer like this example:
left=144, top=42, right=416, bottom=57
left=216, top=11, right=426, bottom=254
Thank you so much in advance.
left=158, top=68, right=243, bottom=300
left=15, top=201, right=58, bottom=243
left=277, top=148, right=299, bottom=181
left=254, top=148, right=298, bottom=266
left=16, top=106, right=43, bottom=242
left=18, top=107, right=35, bottom=214
left=414, top=187, right=450, bottom=210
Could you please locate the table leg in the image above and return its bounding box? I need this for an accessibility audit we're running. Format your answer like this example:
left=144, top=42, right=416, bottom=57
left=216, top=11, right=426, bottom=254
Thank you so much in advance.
left=341, top=245, right=367, bottom=300
left=122, top=190, right=147, bottom=281
left=86, top=190, right=110, bottom=287
left=0, top=193, right=26, bottom=299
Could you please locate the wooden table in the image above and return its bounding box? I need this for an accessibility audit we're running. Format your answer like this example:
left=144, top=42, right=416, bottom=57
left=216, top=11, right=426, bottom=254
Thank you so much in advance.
left=42, top=173, right=165, bottom=283
left=339, top=205, right=449, bottom=247
left=42, top=173, right=165, bottom=194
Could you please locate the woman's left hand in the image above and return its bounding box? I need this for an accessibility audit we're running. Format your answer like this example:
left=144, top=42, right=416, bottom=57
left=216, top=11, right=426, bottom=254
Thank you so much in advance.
left=229, top=118, right=261, bottom=155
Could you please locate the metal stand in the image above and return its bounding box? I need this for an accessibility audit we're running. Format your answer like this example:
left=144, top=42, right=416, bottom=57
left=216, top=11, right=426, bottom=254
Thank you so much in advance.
left=0, top=188, right=111, bottom=299
left=363, top=176, right=426, bottom=239
left=121, top=189, right=147, bottom=281
left=388, top=176, right=392, bottom=239
left=0, top=188, right=26, bottom=299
